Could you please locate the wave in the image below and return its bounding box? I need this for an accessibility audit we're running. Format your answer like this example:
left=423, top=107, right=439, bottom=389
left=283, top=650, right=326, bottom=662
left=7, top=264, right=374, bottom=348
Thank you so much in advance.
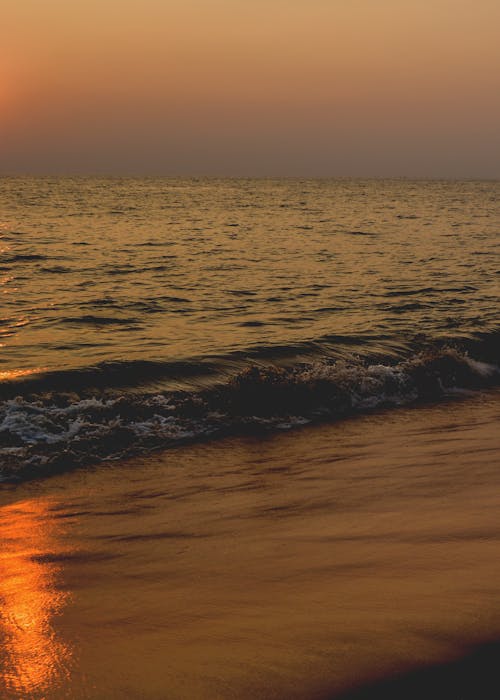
left=1, top=336, right=499, bottom=481
left=0, top=359, right=219, bottom=399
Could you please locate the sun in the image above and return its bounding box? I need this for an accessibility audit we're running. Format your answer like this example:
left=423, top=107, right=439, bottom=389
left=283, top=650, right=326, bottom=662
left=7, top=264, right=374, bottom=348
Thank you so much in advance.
left=0, top=75, right=7, bottom=107
left=0, top=74, right=26, bottom=133
left=0, top=69, right=13, bottom=116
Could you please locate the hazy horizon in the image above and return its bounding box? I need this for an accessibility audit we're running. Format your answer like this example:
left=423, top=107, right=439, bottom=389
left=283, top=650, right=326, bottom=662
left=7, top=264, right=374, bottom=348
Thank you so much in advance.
left=2, top=0, right=499, bottom=178
left=2, top=174, right=500, bottom=182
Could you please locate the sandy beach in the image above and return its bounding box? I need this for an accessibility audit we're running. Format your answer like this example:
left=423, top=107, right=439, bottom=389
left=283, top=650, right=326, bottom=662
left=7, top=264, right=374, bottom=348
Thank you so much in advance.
left=1, top=389, right=499, bottom=699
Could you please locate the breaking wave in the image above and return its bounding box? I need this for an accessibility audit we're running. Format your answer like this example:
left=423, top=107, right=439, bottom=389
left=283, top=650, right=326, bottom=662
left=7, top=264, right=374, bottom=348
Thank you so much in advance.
left=1, top=338, right=499, bottom=481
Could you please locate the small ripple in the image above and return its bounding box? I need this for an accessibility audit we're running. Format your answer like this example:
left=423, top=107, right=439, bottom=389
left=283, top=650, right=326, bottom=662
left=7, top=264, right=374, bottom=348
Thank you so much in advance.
left=40, top=266, right=73, bottom=274
left=4, top=253, right=48, bottom=263
left=59, top=315, right=142, bottom=327
left=228, top=289, right=258, bottom=297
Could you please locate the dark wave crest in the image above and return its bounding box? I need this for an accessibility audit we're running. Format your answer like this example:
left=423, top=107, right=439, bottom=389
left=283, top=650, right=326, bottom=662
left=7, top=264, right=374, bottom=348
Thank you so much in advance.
left=1, top=334, right=499, bottom=481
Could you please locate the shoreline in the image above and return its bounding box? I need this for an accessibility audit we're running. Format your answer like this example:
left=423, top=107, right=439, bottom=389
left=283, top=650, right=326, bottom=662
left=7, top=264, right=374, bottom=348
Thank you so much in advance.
left=1, top=389, right=499, bottom=698
left=2, top=335, right=498, bottom=483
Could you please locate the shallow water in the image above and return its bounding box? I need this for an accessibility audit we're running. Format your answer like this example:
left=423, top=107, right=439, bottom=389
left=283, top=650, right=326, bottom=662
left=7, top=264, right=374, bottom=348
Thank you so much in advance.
left=0, top=390, right=499, bottom=699
left=0, top=178, right=499, bottom=478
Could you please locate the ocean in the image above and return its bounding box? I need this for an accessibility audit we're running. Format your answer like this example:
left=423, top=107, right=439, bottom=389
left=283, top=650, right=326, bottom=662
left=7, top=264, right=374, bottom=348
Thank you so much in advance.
left=0, top=178, right=499, bottom=699
left=0, top=177, right=498, bottom=479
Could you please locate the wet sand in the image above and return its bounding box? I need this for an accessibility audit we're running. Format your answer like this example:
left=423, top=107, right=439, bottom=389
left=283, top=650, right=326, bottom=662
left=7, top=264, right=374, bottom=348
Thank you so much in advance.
left=1, top=389, right=499, bottom=699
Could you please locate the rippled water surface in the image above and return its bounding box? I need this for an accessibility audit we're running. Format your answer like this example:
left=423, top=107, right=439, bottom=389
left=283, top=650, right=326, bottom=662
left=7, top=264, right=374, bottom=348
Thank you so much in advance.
left=0, top=178, right=498, bottom=478
left=1, top=178, right=498, bottom=373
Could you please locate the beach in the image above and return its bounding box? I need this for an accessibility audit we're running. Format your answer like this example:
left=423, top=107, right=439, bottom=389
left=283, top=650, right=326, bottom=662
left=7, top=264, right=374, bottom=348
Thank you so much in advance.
left=1, top=388, right=499, bottom=698
left=2, top=0, right=500, bottom=692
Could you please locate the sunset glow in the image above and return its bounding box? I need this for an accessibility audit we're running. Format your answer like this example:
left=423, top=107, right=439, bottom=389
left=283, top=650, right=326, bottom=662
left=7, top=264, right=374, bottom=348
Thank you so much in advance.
left=0, top=4, right=499, bottom=697
left=1, top=0, right=499, bottom=176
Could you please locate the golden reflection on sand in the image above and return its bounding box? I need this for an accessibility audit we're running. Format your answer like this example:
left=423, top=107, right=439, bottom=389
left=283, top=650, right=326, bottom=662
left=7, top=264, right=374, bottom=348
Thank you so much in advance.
left=0, top=499, right=72, bottom=697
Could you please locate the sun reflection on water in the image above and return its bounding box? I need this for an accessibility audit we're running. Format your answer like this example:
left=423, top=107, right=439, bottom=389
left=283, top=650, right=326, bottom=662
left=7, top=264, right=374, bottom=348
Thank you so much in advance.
left=0, top=499, right=73, bottom=697
left=0, top=367, right=44, bottom=382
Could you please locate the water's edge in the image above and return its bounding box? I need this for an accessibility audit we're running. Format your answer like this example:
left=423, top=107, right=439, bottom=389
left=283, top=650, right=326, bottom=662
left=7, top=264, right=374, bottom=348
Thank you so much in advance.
left=1, top=331, right=498, bottom=481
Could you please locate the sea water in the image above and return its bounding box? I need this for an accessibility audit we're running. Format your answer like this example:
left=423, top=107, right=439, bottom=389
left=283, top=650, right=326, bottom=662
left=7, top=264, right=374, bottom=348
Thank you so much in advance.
left=0, top=177, right=498, bottom=478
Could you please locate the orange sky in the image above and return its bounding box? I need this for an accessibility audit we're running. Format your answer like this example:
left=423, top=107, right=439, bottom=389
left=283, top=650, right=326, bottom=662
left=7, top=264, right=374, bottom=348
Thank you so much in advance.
left=2, top=0, right=499, bottom=176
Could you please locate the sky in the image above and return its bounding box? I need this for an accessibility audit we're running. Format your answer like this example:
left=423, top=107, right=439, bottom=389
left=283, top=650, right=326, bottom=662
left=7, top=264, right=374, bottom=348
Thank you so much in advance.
left=1, top=0, right=499, bottom=177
